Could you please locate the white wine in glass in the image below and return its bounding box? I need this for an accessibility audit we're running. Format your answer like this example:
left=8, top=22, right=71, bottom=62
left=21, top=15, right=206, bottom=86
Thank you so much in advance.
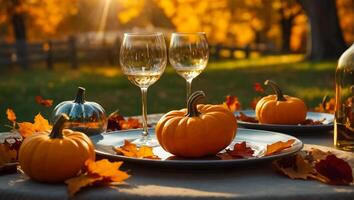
left=169, top=32, right=209, bottom=103
left=120, top=33, right=167, bottom=146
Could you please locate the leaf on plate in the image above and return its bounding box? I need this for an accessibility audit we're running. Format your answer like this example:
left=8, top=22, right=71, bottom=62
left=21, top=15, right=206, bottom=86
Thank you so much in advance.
left=107, top=111, right=142, bottom=132
left=253, top=82, right=265, bottom=94
left=223, top=95, right=241, bottom=112
left=6, top=108, right=16, bottom=122
left=266, top=139, right=295, bottom=156
left=315, top=154, right=353, bottom=185
left=35, top=96, right=53, bottom=107
left=113, top=140, right=160, bottom=159
left=236, top=112, right=258, bottom=123
left=226, top=142, right=255, bottom=158
left=274, top=154, right=315, bottom=180
left=17, top=113, right=52, bottom=138
left=65, top=159, right=130, bottom=197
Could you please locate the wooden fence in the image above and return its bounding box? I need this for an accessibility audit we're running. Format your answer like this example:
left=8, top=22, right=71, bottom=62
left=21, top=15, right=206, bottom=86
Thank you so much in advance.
left=0, top=36, right=270, bottom=69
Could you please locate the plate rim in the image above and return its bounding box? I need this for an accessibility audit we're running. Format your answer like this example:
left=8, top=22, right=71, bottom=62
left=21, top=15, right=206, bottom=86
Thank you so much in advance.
left=92, top=128, right=303, bottom=166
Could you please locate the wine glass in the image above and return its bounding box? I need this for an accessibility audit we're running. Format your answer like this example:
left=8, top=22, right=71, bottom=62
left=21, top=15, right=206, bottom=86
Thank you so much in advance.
left=120, top=33, right=167, bottom=146
left=169, top=32, right=209, bottom=103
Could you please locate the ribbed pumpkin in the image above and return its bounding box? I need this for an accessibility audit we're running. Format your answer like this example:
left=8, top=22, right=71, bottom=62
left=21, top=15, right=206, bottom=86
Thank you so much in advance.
left=19, top=114, right=95, bottom=183
left=155, top=91, right=237, bottom=158
left=52, top=87, right=107, bottom=135
left=255, top=80, right=307, bottom=124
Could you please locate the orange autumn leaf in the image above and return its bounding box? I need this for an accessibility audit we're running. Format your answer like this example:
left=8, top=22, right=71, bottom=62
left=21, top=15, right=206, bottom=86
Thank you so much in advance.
left=17, top=122, right=36, bottom=138
left=6, top=109, right=16, bottom=122
left=86, top=159, right=130, bottom=182
left=17, top=113, right=52, bottom=138
left=223, top=95, right=241, bottom=112
left=107, top=111, right=142, bottom=131
left=314, top=96, right=335, bottom=114
left=266, top=139, right=295, bottom=156
left=113, top=140, right=159, bottom=159
left=65, top=174, right=103, bottom=197
left=35, top=96, right=53, bottom=107
left=65, top=159, right=130, bottom=197
left=33, top=113, right=52, bottom=132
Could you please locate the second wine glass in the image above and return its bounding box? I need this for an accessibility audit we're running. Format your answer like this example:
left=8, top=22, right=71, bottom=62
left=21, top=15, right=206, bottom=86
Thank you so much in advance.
left=120, top=32, right=167, bottom=146
left=169, top=32, right=209, bottom=103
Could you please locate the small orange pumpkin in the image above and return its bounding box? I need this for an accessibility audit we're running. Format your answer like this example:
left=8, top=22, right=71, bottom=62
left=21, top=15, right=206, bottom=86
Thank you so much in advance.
left=255, top=80, right=307, bottom=124
left=155, top=91, right=237, bottom=158
left=19, top=114, right=95, bottom=183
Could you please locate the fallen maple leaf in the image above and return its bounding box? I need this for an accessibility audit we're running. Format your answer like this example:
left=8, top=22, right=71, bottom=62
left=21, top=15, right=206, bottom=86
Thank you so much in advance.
left=226, top=142, right=255, bottom=158
left=6, top=109, right=16, bottom=122
left=274, top=154, right=315, bottom=180
left=266, top=139, right=295, bottom=156
left=65, top=159, right=130, bottom=197
left=35, top=96, right=53, bottom=107
left=253, top=82, right=265, bottom=93
left=17, top=113, right=52, bottom=138
left=65, top=174, right=102, bottom=198
left=113, top=140, right=159, bottom=159
left=107, top=111, right=142, bottom=131
left=223, top=95, right=241, bottom=112
left=315, top=154, right=353, bottom=185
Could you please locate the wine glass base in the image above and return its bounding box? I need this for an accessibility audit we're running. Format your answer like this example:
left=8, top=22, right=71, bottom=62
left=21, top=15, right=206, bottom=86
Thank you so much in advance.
left=131, top=137, right=159, bottom=147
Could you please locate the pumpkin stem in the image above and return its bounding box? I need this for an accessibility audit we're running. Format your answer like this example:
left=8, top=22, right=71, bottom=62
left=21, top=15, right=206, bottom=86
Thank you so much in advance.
left=74, top=87, right=86, bottom=103
left=50, top=114, right=69, bottom=139
left=186, top=91, right=205, bottom=117
left=264, top=80, right=286, bottom=101
left=321, top=95, right=329, bottom=111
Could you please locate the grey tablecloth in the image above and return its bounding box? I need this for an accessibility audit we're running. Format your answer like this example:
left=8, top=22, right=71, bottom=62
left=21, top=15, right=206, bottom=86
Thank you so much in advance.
left=0, top=128, right=354, bottom=200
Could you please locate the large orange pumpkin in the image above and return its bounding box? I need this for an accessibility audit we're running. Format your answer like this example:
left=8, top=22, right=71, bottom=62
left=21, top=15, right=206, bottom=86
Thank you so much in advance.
left=19, top=114, right=95, bottom=183
left=155, top=91, right=237, bottom=157
left=255, top=80, right=307, bottom=124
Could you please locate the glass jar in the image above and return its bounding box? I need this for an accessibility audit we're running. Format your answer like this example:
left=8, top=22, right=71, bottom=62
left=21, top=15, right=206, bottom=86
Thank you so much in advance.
left=334, top=43, right=354, bottom=151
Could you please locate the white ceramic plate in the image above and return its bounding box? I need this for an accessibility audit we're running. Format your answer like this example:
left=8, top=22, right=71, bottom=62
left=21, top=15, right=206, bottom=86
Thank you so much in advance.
left=235, top=110, right=334, bottom=133
left=90, top=128, right=303, bottom=168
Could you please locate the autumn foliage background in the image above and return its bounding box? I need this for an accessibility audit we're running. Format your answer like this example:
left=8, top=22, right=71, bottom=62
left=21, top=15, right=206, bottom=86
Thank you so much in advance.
left=0, top=0, right=353, bottom=130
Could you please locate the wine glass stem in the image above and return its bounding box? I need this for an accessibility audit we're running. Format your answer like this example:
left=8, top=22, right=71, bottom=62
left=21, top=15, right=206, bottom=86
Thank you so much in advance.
left=186, top=79, right=193, bottom=103
left=141, top=87, right=149, bottom=139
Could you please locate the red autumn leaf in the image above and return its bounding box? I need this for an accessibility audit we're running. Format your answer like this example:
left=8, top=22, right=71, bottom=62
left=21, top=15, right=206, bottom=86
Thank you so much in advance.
left=223, top=95, right=241, bottom=112
left=35, top=96, right=53, bottom=107
left=253, top=82, right=265, bottom=93
left=226, top=142, right=255, bottom=158
left=107, top=111, right=142, bottom=131
left=266, top=139, right=295, bottom=156
left=315, top=154, right=353, bottom=185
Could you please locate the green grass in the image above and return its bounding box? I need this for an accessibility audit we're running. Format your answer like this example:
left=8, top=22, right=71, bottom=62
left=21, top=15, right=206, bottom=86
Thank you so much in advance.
left=0, top=55, right=337, bottom=131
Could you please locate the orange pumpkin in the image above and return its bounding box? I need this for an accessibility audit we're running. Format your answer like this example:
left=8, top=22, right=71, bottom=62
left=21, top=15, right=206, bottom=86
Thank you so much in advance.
left=155, top=91, right=237, bottom=157
left=19, top=114, right=95, bottom=183
left=255, top=80, right=307, bottom=124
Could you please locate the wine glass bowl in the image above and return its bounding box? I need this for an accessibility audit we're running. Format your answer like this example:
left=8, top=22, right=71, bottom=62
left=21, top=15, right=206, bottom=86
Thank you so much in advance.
left=120, top=32, right=167, bottom=146
left=169, top=32, right=209, bottom=101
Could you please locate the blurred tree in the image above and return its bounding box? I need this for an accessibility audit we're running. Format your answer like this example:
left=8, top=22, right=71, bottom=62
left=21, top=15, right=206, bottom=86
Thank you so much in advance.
left=298, top=0, right=347, bottom=60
